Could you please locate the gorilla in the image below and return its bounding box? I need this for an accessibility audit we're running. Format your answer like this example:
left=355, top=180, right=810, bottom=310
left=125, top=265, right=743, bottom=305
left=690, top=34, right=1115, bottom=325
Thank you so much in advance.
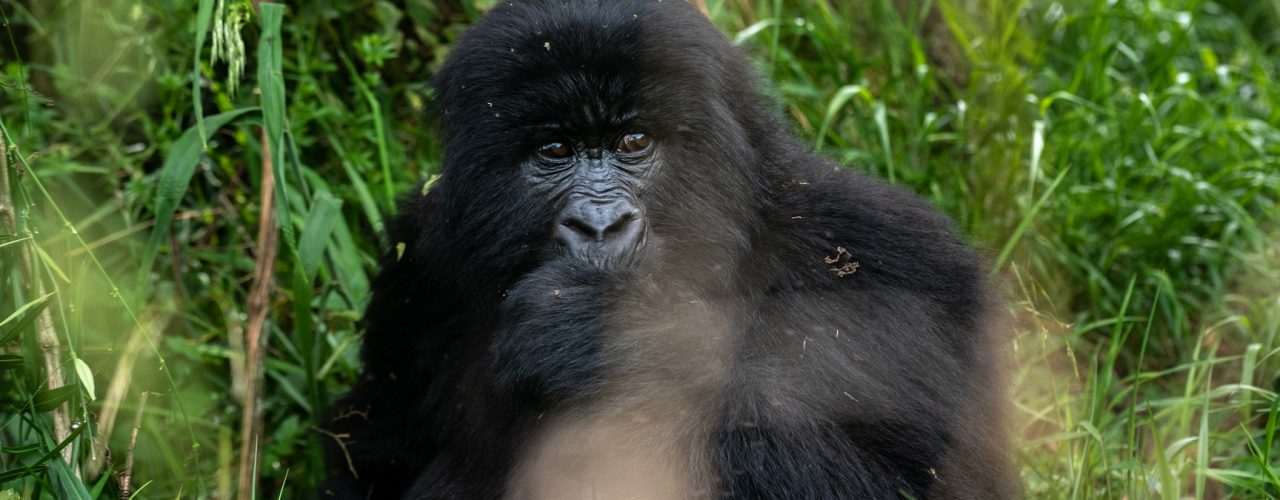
left=325, top=0, right=1016, bottom=498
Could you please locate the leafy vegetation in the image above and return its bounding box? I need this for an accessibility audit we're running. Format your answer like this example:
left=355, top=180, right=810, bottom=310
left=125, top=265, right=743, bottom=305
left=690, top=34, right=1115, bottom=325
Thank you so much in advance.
left=2, top=0, right=1277, bottom=497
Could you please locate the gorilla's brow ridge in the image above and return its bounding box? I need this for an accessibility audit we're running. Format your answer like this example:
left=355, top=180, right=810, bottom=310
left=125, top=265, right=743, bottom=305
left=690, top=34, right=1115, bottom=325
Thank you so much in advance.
left=520, top=110, right=642, bottom=136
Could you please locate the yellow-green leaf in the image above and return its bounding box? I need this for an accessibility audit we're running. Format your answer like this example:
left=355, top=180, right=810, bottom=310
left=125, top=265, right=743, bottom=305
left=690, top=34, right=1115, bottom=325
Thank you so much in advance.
left=73, top=357, right=95, bottom=402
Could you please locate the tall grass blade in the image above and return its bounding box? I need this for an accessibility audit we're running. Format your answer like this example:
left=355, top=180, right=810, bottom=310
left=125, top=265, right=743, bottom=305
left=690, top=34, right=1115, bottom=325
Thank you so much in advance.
left=193, top=0, right=216, bottom=147
left=0, top=291, right=54, bottom=344
left=991, top=166, right=1070, bottom=273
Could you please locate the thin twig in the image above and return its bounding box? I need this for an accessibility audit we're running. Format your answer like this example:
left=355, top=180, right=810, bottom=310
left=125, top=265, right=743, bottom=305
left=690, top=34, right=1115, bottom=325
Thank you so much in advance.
left=1, top=137, right=74, bottom=474
left=118, top=392, right=151, bottom=500
left=237, top=124, right=278, bottom=500
left=311, top=426, right=359, bottom=479
left=88, top=309, right=169, bottom=479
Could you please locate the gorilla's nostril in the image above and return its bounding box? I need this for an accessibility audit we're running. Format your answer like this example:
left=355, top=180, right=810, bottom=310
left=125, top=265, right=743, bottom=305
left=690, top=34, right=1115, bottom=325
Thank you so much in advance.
left=561, top=218, right=600, bottom=241
left=603, top=211, right=637, bottom=236
left=557, top=200, right=644, bottom=252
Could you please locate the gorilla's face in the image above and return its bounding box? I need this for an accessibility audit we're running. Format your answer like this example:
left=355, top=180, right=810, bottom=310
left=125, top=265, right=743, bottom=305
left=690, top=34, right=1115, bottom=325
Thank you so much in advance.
left=426, top=0, right=772, bottom=290
left=524, top=126, right=657, bottom=268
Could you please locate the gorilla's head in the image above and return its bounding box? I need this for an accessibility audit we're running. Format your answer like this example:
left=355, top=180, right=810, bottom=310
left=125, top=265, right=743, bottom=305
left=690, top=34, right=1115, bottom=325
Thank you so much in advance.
left=423, top=0, right=783, bottom=289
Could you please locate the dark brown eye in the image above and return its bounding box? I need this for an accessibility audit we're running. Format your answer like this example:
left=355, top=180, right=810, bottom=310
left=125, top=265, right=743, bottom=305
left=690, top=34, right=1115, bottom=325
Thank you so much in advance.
left=537, top=142, right=572, bottom=160
left=617, top=132, right=652, bottom=154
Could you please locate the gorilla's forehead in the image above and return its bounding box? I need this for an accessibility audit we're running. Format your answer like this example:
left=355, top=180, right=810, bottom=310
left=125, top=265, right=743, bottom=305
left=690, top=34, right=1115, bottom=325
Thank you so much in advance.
left=433, top=0, right=733, bottom=137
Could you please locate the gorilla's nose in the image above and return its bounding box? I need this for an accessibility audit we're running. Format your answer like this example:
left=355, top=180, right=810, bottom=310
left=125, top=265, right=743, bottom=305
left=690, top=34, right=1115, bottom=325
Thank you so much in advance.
left=556, top=197, right=643, bottom=259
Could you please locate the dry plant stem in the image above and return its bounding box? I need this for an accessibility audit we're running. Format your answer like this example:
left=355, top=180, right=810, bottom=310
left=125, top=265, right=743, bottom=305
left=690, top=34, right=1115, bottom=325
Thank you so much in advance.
left=1, top=140, right=75, bottom=474
left=35, top=287, right=71, bottom=469
left=87, top=309, right=169, bottom=479
left=118, top=392, right=150, bottom=500
left=237, top=126, right=278, bottom=500
left=0, top=139, right=11, bottom=227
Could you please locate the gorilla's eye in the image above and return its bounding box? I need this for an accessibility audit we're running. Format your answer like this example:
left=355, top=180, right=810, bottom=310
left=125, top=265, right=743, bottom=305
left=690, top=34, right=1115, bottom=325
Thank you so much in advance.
left=537, top=142, right=573, bottom=161
left=617, top=132, right=652, bottom=154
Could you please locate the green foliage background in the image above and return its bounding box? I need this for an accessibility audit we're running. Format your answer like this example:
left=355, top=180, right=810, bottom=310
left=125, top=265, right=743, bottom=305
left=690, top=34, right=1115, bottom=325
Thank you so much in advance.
left=1, top=0, right=1278, bottom=497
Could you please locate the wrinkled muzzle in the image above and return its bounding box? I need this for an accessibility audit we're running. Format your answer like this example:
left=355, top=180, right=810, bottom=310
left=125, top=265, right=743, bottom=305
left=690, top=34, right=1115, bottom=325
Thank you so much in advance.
left=555, top=194, right=646, bottom=267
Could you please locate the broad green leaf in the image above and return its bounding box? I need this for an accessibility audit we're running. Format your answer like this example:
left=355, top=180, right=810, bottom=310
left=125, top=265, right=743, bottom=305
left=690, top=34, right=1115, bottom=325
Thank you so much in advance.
left=33, top=385, right=79, bottom=413
left=138, top=108, right=258, bottom=284
left=298, top=192, right=343, bottom=279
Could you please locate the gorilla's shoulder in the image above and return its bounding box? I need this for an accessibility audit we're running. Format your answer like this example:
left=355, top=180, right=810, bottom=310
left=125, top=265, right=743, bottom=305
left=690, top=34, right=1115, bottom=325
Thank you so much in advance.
left=758, top=154, right=987, bottom=307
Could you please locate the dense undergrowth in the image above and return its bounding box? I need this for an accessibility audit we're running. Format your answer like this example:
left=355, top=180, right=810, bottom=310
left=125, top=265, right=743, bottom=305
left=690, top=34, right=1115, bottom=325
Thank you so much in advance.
left=1, top=0, right=1278, bottom=497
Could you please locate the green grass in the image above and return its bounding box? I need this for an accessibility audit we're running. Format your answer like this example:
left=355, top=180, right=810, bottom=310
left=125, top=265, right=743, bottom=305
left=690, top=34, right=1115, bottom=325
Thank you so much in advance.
left=2, top=0, right=1278, bottom=497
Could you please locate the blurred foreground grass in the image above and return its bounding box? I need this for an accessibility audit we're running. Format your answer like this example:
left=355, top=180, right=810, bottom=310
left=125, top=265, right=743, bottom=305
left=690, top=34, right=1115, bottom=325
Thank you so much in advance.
left=1, top=0, right=1278, bottom=497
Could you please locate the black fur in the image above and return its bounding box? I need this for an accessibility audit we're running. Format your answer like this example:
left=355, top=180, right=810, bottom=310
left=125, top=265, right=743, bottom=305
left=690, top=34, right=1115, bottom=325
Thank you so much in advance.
left=324, top=1, right=1015, bottom=498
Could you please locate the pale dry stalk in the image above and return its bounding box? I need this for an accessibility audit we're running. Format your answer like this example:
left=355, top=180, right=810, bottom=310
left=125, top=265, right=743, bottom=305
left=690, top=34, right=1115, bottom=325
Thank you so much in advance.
left=1, top=139, right=74, bottom=474
left=87, top=309, right=170, bottom=479
left=237, top=125, right=278, bottom=499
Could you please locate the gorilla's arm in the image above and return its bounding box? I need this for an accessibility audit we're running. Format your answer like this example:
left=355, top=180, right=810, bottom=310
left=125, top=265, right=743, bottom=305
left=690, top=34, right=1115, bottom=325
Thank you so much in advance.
left=712, top=167, right=996, bottom=498
left=716, top=289, right=971, bottom=499
left=718, top=421, right=937, bottom=499
left=491, top=262, right=619, bottom=406
left=326, top=192, right=523, bottom=497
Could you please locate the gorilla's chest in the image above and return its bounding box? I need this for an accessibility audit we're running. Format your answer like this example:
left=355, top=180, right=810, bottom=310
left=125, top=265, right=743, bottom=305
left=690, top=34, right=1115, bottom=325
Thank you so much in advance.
left=506, top=293, right=735, bottom=500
